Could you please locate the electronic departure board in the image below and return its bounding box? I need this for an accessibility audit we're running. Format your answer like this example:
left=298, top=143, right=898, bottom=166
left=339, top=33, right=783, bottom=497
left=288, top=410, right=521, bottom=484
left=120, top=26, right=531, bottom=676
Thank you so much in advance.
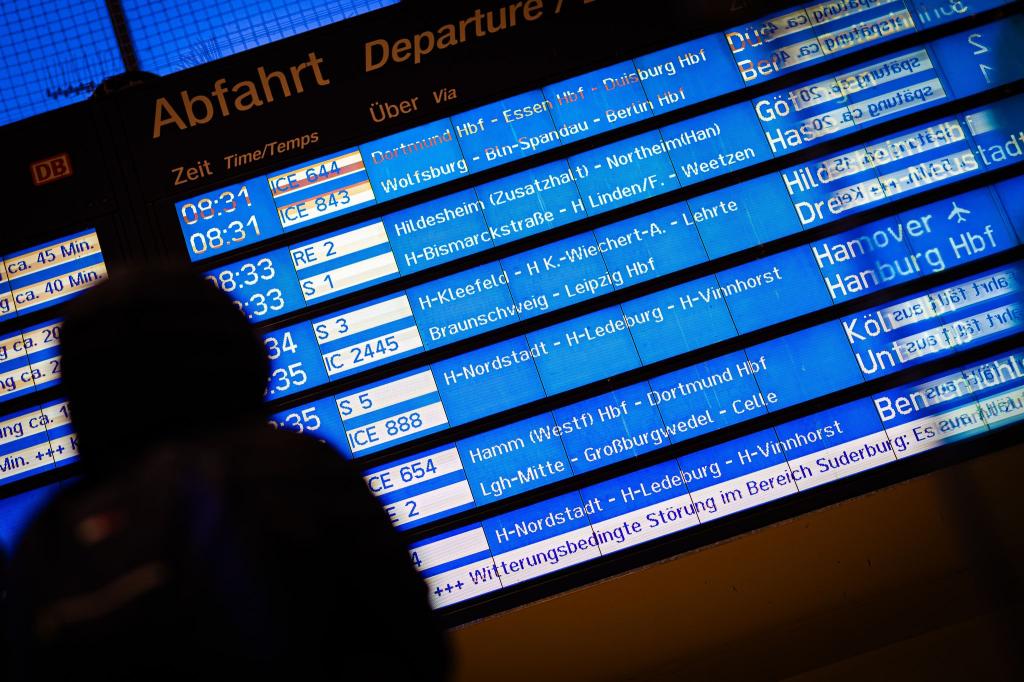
left=1, top=0, right=1023, bottom=623
left=0, top=227, right=109, bottom=484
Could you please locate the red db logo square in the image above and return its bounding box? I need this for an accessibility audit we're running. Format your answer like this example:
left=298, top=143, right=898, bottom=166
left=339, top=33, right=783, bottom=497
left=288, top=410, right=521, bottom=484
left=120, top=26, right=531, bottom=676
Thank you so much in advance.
left=31, top=153, right=73, bottom=186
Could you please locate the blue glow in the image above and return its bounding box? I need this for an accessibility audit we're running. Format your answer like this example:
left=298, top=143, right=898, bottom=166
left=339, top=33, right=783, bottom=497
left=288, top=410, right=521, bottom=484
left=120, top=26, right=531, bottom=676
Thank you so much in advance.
left=263, top=322, right=329, bottom=400
left=0, top=0, right=122, bottom=125
left=362, top=119, right=470, bottom=201
left=453, top=92, right=562, bottom=173
left=2, top=0, right=397, bottom=125
left=620, top=276, right=736, bottom=364
left=122, top=0, right=399, bottom=75
left=460, top=414, right=572, bottom=504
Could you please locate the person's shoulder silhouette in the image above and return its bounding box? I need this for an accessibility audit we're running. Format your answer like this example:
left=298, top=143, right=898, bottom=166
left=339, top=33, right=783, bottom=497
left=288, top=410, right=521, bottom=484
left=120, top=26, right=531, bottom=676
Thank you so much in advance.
left=7, top=268, right=449, bottom=682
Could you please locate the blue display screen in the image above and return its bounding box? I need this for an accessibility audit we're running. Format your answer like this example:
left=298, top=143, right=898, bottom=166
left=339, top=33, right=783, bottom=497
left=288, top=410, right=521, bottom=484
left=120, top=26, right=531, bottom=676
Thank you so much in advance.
left=206, top=95, right=1024, bottom=393
left=179, top=1, right=1019, bottom=263
left=0, top=400, right=77, bottom=486
left=263, top=6, right=1022, bottom=612
left=9, top=0, right=1020, bottom=616
left=0, top=228, right=109, bottom=487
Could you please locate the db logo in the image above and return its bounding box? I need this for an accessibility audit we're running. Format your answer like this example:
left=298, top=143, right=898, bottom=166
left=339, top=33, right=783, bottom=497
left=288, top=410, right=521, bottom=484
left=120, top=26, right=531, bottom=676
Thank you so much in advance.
left=30, top=153, right=73, bottom=186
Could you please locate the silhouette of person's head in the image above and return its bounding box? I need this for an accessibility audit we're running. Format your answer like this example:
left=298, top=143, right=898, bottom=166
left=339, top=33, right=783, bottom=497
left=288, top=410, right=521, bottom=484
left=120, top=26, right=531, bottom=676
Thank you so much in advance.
left=60, top=268, right=268, bottom=479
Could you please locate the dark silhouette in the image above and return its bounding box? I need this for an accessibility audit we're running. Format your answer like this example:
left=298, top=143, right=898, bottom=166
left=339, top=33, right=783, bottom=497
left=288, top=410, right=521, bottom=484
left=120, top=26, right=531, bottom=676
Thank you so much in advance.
left=6, top=268, right=450, bottom=681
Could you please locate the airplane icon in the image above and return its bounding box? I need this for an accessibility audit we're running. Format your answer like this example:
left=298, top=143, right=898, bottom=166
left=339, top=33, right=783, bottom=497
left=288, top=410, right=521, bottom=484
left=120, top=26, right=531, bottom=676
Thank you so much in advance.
left=948, top=202, right=971, bottom=223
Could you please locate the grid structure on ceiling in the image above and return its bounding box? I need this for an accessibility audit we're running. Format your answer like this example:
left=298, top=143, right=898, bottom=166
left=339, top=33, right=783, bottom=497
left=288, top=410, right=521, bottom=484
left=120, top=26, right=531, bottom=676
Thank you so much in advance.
left=0, top=0, right=399, bottom=127
left=0, top=0, right=124, bottom=126
left=121, top=0, right=399, bottom=74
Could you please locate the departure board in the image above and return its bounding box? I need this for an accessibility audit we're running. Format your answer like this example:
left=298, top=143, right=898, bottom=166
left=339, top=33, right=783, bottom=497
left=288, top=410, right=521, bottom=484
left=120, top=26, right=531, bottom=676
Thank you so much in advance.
left=1, top=0, right=1023, bottom=624
left=0, top=229, right=108, bottom=485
